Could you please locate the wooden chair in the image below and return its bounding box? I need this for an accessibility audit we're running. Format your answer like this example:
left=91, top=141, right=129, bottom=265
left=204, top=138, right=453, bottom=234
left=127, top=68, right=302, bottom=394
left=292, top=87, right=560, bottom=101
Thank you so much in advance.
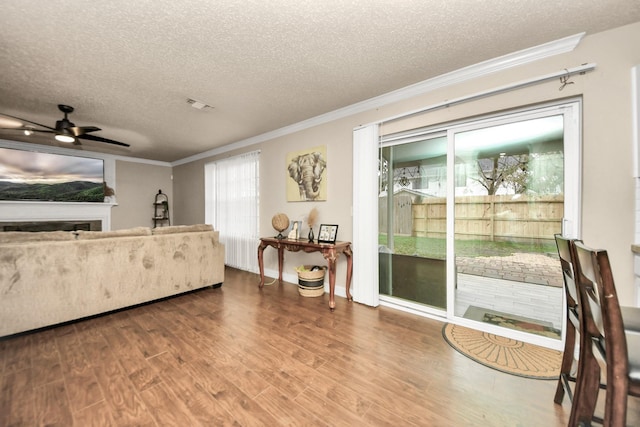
left=571, top=241, right=640, bottom=426
left=553, top=234, right=582, bottom=405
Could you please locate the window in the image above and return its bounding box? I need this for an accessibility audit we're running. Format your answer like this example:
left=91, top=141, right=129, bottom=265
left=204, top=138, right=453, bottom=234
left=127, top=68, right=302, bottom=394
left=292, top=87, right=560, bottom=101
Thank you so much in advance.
left=205, top=151, right=260, bottom=272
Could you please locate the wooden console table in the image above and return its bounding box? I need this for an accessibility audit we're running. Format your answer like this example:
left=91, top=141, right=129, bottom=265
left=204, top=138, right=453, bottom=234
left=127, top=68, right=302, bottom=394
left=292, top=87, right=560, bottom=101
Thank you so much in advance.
left=257, top=237, right=353, bottom=310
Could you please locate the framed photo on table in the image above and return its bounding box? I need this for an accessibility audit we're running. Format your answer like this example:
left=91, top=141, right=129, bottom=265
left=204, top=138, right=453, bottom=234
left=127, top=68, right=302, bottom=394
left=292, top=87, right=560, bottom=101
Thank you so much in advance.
left=287, top=221, right=300, bottom=239
left=318, top=224, right=338, bottom=243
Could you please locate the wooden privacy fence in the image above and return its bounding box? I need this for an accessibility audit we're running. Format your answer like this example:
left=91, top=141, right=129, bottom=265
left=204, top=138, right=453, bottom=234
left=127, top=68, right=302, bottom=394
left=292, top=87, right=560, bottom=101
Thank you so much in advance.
left=380, top=194, right=563, bottom=243
left=379, top=193, right=414, bottom=236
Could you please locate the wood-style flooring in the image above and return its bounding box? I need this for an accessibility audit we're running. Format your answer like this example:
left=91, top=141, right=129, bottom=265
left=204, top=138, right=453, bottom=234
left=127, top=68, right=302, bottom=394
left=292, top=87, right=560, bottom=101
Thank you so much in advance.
left=1, top=267, right=638, bottom=426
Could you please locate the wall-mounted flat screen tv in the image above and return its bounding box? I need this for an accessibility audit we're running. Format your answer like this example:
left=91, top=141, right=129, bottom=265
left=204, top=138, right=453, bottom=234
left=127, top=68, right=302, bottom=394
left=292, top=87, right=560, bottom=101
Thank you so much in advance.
left=0, top=147, right=104, bottom=202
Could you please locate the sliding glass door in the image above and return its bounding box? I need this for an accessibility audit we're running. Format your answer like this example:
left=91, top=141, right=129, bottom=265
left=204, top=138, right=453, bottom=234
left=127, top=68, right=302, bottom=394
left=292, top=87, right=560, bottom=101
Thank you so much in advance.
left=378, top=100, right=580, bottom=345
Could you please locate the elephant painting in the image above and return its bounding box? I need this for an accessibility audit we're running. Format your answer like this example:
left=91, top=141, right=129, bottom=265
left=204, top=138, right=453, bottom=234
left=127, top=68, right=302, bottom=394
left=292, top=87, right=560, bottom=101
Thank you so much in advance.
left=287, top=151, right=326, bottom=201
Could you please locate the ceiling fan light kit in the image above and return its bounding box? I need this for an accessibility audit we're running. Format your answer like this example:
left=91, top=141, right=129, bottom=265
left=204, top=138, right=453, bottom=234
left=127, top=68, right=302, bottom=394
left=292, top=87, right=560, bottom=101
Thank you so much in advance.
left=54, top=133, right=75, bottom=143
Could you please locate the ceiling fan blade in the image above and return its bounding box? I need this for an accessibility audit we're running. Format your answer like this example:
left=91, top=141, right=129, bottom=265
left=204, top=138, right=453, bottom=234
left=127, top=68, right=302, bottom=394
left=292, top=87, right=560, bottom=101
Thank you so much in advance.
left=78, top=133, right=130, bottom=147
left=29, top=129, right=56, bottom=135
left=70, top=126, right=101, bottom=136
left=0, top=113, right=56, bottom=131
left=0, top=127, right=55, bottom=135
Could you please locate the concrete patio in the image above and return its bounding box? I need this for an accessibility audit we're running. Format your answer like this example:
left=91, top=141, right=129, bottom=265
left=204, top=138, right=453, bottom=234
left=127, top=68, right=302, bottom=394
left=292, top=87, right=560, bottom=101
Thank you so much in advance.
left=455, top=252, right=564, bottom=331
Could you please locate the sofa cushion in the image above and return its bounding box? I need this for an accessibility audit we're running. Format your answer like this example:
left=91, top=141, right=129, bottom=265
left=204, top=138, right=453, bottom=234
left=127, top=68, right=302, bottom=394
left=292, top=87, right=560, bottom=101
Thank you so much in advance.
left=0, top=231, right=76, bottom=243
left=152, top=224, right=213, bottom=235
left=75, top=227, right=152, bottom=240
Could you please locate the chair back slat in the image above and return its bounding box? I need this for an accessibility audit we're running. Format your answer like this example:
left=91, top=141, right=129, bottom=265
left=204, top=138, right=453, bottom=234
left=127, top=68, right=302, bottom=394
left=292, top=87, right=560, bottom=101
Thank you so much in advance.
left=554, top=234, right=580, bottom=313
left=574, top=244, right=606, bottom=339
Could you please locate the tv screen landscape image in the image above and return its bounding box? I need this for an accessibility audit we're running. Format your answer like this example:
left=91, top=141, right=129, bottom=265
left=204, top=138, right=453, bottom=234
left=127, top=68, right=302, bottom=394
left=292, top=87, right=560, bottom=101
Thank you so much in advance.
left=0, top=147, right=104, bottom=202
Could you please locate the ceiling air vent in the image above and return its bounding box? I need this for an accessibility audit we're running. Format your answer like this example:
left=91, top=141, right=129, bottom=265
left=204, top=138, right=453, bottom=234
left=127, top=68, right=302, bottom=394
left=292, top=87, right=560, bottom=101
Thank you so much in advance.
left=186, top=98, right=213, bottom=110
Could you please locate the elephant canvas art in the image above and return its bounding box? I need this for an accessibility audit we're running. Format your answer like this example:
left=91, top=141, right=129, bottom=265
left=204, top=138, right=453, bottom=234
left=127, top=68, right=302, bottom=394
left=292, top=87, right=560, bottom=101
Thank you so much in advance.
left=286, top=145, right=327, bottom=201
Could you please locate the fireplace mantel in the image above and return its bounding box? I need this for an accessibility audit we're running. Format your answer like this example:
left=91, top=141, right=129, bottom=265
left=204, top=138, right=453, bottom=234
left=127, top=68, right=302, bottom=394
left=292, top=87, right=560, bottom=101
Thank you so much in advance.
left=0, top=201, right=113, bottom=231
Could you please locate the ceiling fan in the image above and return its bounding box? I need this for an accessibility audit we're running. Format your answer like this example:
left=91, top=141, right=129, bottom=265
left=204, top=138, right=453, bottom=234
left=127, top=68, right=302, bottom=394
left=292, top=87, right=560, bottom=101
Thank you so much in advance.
left=0, top=104, right=130, bottom=147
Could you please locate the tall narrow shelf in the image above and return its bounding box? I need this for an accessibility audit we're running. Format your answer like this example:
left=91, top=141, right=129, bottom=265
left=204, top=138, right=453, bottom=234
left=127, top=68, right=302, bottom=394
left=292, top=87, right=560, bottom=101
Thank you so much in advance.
left=153, top=190, right=170, bottom=228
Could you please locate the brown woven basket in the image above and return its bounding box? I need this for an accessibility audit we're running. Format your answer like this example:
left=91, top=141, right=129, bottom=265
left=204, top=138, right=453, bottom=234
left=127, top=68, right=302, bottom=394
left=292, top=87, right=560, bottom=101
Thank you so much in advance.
left=296, top=265, right=326, bottom=297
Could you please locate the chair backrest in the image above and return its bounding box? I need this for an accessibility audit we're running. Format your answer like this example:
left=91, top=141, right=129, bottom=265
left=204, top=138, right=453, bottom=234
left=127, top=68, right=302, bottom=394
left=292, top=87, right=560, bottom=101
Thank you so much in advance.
left=573, top=242, right=626, bottom=349
left=573, top=241, right=630, bottom=424
left=554, top=234, right=581, bottom=321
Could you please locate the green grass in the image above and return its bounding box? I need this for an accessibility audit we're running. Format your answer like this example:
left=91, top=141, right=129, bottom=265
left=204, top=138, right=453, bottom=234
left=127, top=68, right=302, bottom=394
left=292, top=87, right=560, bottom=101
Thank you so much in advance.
left=379, top=235, right=556, bottom=259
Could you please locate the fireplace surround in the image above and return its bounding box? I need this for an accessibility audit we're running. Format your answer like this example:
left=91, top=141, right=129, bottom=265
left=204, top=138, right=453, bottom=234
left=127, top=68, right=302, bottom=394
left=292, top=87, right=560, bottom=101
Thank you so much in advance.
left=0, top=201, right=112, bottom=232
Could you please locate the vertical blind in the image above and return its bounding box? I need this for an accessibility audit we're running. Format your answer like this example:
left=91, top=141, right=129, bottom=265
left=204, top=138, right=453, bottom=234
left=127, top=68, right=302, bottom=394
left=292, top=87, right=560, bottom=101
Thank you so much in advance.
left=352, top=125, right=380, bottom=306
left=205, top=150, right=260, bottom=272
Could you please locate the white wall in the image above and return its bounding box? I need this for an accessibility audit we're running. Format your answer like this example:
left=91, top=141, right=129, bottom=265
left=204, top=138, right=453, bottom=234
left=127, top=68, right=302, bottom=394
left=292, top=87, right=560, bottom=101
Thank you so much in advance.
left=111, top=160, right=173, bottom=229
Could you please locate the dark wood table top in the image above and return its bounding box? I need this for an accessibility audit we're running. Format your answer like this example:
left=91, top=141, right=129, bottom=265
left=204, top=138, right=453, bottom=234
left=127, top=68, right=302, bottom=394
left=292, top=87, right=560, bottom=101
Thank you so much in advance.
left=259, top=237, right=351, bottom=249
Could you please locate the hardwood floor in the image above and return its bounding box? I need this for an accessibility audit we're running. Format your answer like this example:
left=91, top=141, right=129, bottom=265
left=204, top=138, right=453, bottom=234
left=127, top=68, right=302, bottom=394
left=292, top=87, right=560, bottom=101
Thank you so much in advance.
left=1, top=267, right=638, bottom=426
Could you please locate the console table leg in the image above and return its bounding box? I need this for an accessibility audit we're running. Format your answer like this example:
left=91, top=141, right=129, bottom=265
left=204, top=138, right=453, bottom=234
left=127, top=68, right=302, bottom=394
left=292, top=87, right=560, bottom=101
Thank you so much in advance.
left=345, top=246, right=353, bottom=301
left=258, top=243, right=266, bottom=287
left=328, top=258, right=337, bottom=310
left=277, top=247, right=284, bottom=282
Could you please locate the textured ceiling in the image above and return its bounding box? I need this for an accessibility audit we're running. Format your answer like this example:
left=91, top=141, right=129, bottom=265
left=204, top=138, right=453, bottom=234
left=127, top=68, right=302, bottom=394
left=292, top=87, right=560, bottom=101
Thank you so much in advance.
left=1, top=1, right=639, bottom=162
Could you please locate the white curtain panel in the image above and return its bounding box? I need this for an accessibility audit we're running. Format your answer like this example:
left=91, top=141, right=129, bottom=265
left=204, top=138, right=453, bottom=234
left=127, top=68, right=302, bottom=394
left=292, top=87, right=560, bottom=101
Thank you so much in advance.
left=205, top=150, right=260, bottom=272
left=352, top=125, right=380, bottom=307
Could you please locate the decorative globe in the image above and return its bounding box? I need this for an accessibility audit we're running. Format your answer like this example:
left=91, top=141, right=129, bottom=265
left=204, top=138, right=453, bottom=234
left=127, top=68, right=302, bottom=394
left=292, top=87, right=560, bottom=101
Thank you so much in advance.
left=272, top=213, right=289, bottom=238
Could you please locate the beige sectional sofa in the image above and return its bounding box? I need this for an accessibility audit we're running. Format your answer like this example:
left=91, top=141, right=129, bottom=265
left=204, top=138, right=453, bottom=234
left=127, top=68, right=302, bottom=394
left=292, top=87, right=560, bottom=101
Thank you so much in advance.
left=0, top=224, right=225, bottom=337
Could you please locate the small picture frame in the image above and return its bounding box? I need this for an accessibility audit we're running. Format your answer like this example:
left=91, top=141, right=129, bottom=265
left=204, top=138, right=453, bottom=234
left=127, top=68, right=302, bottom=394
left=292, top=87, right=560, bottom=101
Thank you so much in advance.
left=318, top=224, right=338, bottom=243
left=287, top=221, right=301, bottom=240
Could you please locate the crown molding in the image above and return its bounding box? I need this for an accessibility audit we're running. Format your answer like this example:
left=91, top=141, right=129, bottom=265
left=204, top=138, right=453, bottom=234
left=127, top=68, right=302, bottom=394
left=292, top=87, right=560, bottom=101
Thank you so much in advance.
left=173, top=32, right=585, bottom=166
